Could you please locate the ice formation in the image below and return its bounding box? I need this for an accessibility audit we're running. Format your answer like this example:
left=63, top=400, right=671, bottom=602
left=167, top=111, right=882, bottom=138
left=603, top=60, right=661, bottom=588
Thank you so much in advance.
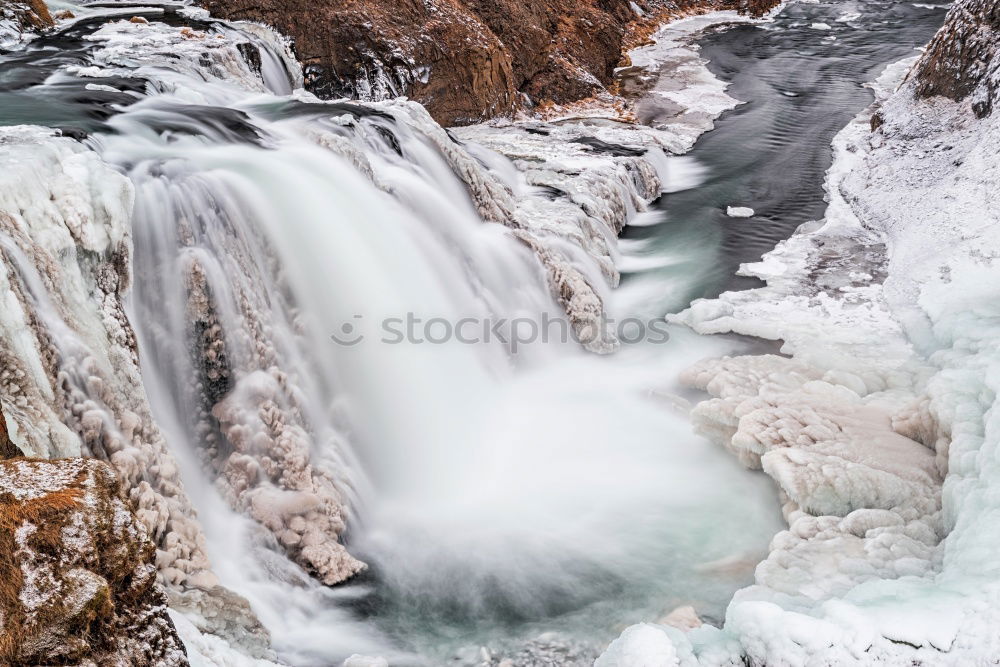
left=0, top=5, right=768, bottom=664
left=0, top=125, right=272, bottom=655
left=601, top=6, right=1000, bottom=661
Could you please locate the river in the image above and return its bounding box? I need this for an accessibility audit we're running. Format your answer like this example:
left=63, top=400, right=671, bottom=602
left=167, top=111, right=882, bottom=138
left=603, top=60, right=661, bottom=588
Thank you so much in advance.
left=0, top=1, right=947, bottom=665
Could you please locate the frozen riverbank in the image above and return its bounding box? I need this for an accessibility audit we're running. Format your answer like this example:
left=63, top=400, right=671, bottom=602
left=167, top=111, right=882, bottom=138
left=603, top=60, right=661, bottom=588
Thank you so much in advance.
left=601, top=1, right=1000, bottom=662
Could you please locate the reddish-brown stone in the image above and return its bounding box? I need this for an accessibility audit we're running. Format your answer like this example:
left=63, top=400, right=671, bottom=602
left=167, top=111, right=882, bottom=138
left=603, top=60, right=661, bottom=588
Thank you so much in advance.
left=0, top=0, right=53, bottom=31
left=200, top=0, right=780, bottom=126
left=913, top=0, right=1000, bottom=117
left=0, top=458, right=189, bottom=666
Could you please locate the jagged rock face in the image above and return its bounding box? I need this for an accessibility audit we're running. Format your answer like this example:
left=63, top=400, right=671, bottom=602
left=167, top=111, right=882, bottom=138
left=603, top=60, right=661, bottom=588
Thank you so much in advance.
left=198, top=0, right=778, bottom=126
left=198, top=0, right=517, bottom=126
left=0, top=458, right=188, bottom=666
left=0, top=0, right=52, bottom=35
left=913, top=0, right=1000, bottom=117
left=0, top=410, right=17, bottom=458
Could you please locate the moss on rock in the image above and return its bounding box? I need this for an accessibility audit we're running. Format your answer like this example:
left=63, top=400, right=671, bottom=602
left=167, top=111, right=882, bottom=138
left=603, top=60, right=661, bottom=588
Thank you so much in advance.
left=0, top=458, right=189, bottom=666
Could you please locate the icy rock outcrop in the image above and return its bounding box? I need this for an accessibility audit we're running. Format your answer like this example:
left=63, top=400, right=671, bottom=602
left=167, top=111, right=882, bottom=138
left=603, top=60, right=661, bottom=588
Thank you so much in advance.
left=0, top=457, right=187, bottom=666
left=50, top=14, right=367, bottom=590
left=0, top=126, right=269, bottom=653
left=0, top=0, right=51, bottom=47
left=182, top=258, right=364, bottom=585
left=682, top=354, right=943, bottom=605
left=913, top=0, right=1000, bottom=117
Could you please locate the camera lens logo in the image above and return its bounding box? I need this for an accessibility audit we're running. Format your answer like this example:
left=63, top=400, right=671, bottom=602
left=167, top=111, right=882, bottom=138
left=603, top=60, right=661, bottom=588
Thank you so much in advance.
left=330, top=315, right=364, bottom=346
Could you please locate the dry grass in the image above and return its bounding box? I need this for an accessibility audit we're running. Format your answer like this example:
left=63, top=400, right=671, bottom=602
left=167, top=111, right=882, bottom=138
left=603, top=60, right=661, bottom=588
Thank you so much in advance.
left=0, top=461, right=85, bottom=663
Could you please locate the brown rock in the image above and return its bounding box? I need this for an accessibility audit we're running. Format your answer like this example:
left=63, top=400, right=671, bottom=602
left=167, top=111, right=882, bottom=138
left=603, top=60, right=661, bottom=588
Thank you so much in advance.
left=0, top=405, right=17, bottom=459
left=912, top=0, right=1000, bottom=117
left=199, top=0, right=780, bottom=126
left=0, top=0, right=53, bottom=32
left=0, top=458, right=189, bottom=666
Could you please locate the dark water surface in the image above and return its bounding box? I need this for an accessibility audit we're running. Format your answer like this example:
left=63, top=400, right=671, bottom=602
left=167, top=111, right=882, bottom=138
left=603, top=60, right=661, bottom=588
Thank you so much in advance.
left=623, top=0, right=948, bottom=301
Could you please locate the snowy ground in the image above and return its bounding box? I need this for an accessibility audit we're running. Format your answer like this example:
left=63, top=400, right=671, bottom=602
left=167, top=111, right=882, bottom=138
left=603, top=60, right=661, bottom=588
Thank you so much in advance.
left=598, top=42, right=1000, bottom=666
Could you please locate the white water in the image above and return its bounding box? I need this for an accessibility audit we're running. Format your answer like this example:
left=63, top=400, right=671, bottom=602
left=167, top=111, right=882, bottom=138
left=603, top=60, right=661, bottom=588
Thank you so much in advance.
left=112, top=103, right=776, bottom=664
left=0, top=7, right=781, bottom=665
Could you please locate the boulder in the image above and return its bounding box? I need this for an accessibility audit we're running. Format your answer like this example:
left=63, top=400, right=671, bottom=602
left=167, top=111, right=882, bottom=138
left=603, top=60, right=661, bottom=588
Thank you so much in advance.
left=0, top=0, right=53, bottom=36
left=913, top=0, right=1000, bottom=117
left=0, top=458, right=189, bottom=666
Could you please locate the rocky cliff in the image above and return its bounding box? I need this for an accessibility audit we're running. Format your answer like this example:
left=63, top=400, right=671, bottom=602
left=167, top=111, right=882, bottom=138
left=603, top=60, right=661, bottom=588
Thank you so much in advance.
left=913, top=0, right=1000, bottom=117
left=0, top=458, right=188, bottom=666
left=0, top=0, right=52, bottom=44
left=200, top=0, right=778, bottom=126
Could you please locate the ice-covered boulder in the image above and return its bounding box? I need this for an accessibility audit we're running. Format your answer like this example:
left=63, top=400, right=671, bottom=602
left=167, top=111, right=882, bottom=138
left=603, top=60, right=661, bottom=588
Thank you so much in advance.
left=913, top=0, right=1000, bottom=117
left=595, top=623, right=680, bottom=667
left=0, top=0, right=52, bottom=46
left=0, top=457, right=188, bottom=666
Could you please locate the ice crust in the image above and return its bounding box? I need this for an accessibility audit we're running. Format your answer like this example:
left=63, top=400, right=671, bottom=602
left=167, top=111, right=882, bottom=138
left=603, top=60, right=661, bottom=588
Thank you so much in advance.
left=725, top=206, right=755, bottom=218
left=601, top=44, right=1000, bottom=667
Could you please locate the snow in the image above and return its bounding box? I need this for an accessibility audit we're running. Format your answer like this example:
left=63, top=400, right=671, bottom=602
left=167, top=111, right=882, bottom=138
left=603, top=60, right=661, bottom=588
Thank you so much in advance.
left=170, top=610, right=282, bottom=667
left=726, top=206, right=755, bottom=218
left=622, top=12, right=765, bottom=150
left=595, top=624, right=681, bottom=667
left=600, top=30, right=1000, bottom=662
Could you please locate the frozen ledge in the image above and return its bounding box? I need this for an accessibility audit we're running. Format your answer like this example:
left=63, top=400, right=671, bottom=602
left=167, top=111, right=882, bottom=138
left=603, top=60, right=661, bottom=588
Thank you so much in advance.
left=603, top=45, right=1000, bottom=664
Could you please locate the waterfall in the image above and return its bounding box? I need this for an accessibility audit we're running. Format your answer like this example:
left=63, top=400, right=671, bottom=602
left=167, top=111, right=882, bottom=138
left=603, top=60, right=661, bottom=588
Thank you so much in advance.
left=0, top=5, right=781, bottom=664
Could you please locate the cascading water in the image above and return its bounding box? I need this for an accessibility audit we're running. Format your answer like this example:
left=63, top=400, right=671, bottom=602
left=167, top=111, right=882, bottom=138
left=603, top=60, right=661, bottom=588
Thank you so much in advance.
left=0, top=3, right=840, bottom=665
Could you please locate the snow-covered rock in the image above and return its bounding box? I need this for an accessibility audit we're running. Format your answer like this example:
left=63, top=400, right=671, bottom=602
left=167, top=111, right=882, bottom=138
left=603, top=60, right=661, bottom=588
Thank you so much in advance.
left=726, top=206, right=755, bottom=218
left=912, top=0, right=1000, bottom=118
left=595, top=624, right=680, bottom=667
left=0, top=458, right=187, bottom=665
left=0, top=0, right=51, bottom=47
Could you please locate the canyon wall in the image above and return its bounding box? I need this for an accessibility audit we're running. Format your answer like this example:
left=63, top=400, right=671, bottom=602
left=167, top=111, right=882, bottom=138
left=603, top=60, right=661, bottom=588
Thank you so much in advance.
left=199, top=0, right=778, bottom=126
